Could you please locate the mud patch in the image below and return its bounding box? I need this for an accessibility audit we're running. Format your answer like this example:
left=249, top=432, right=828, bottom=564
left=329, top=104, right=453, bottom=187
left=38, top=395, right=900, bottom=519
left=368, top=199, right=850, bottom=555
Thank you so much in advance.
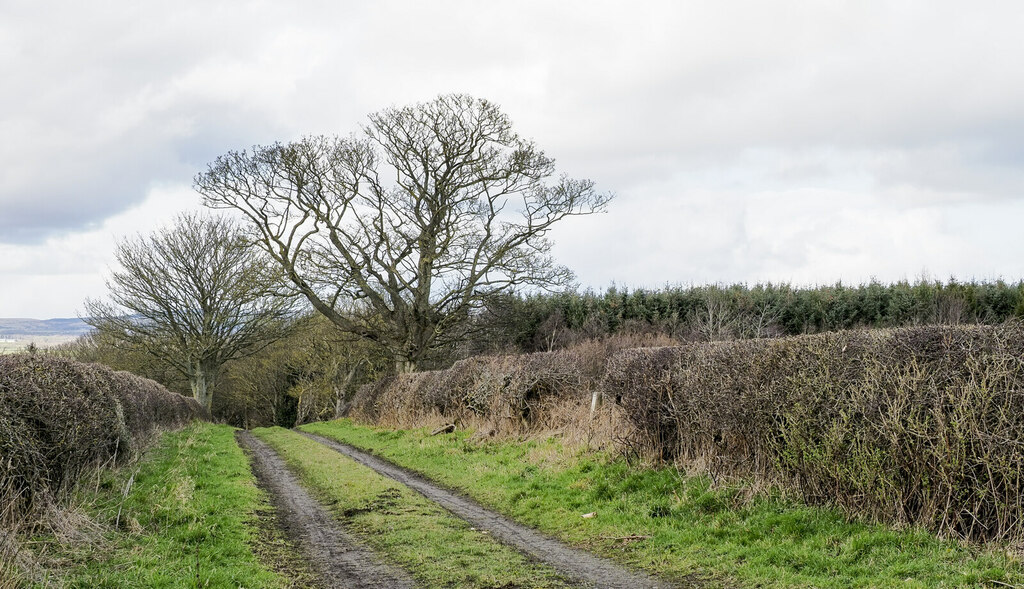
left=343, top=488, right=402, bottom=518
left=248, top=504, right=321, bottom=589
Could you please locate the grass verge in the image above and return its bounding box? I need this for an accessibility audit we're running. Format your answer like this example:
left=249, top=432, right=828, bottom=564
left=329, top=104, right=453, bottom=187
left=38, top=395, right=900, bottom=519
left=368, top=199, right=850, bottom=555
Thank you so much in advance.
left=29, top=422, right=298, bottom=588
left=252, top=426, right=571, bottom=588
left=301, top=419, right=1024, bottom=588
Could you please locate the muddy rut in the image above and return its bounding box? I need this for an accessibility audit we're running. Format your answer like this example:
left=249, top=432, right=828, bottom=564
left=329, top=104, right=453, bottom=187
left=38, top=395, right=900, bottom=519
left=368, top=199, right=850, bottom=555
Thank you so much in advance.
left=236, top=431, right=415, bottom=589
left=299, top=431, right=672, bottom=589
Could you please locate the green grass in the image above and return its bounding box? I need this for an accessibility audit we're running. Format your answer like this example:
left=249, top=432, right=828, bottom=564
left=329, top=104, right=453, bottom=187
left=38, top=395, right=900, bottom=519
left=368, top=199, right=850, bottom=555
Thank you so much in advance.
left=252, top=426, right=570, bottom=588
left=301, top=419, right=1024, bottom=588
left=36, top=423, right=293, bottom=588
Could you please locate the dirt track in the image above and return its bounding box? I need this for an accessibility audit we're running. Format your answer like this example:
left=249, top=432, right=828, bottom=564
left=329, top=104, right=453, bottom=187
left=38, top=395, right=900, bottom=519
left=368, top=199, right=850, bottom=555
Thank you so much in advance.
left=299, top=431, right=675, bottom=589
left=236, top=431, right=416, bottom=589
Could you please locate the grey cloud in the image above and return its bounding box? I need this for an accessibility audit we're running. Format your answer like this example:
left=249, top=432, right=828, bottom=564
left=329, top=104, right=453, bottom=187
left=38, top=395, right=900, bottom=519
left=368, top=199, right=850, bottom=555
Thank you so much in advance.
left=520, top=2, right=1024, bottom=199
left=4, top=0, right=1024, bottom=313
left=0, top=1, right=331, bottom=244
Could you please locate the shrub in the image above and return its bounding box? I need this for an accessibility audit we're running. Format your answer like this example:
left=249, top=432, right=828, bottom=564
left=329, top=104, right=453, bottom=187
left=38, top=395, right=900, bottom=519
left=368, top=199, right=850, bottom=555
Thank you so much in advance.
left=351, top=334, right=676, bottom=431
left=605, top=323, right=1024, bottom=542
left=0, top=355, right=204, bottom=524
left=352, top=346, right=589, bottom=428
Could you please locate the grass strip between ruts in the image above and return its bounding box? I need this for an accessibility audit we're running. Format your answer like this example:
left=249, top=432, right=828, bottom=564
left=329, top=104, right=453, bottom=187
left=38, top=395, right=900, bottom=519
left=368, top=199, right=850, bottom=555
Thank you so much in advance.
left=34, top=422, right=295, bottom=588
left=252, top=426, right=571, bottom=589
left=300, top=419, right=1024, bottom=589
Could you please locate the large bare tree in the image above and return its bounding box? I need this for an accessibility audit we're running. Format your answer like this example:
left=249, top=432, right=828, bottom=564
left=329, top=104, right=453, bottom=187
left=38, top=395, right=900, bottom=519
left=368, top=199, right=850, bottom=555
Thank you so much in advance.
left=84, top=213, right=297, bottom=410
left=196, top=94, right=611, bottom=372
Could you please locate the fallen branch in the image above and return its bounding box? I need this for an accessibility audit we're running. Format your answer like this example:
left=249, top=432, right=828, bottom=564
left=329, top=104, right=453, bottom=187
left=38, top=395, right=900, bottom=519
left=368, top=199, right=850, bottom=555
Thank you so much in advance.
left=600, top=534, right=652, bottom=542
left=431, top=424, right=456, bottom=436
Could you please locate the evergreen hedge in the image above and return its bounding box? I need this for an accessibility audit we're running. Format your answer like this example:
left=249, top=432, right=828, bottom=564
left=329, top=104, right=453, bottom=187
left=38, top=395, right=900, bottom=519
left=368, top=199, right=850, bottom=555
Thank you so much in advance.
left=483, top=280, right=1024, bottom=352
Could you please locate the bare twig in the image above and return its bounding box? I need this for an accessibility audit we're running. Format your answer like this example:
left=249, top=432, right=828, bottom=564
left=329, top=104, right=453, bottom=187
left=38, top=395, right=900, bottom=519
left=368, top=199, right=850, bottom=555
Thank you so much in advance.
left=600, top=534, right=652, bottom=542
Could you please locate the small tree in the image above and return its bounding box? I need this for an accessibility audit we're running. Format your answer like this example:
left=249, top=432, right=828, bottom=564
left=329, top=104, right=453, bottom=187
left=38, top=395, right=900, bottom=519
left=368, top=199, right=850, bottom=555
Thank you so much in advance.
left=84, top=213, right=297, bottom=411
left=196, top=94, right=611, bottom=372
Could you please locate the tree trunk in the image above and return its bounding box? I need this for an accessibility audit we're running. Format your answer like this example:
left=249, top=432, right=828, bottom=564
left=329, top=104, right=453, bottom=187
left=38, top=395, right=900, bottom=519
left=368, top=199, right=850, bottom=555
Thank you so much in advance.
left=333, top=364, right=360, bottom=418
left=333, top=386, right=346, bottom=419
left=190, top=362, right=217, bottom=412
left=394, top=356, right=416, bottom=374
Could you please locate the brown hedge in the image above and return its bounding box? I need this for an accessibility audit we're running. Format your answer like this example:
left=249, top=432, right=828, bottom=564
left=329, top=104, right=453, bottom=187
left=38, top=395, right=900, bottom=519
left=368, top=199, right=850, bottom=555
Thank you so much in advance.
left=605, top=323, right=1024, bottom=542
left=352, top=345, right=609, bottom=430
left=0, top=354, right=204, bottom=522
left=351, top=335, right=676, bottom=428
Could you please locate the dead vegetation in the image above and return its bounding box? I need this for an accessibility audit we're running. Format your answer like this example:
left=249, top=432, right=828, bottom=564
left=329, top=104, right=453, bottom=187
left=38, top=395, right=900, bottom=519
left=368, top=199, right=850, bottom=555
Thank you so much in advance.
left=351, top=334, right=674, bottom=449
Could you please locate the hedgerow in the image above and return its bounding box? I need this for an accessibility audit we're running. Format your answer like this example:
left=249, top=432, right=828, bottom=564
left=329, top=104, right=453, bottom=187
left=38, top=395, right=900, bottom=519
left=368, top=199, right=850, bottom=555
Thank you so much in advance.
left=0, top=354, right=204, bottom=524
left=605, top=323, right=1024, bottom=542
left=352, top=350, right=595, bottom=429
left=353, top=323, right=1024, bottom=543
left=352, top=334, right=672, bottom=430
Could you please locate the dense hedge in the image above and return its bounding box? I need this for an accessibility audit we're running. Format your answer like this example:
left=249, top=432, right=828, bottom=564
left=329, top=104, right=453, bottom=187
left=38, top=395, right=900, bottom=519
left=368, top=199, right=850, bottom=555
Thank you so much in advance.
left=353, top=349, right=598, bottom=429
left=481, top=280, right=1024, bottom=352
left=354, top=323, right=1024, bottom=542
left=0, top=355, right=204, bottom=521
left=605, top=323, right=1024, bottom=542
left=351, top=336, right=672, bottom=429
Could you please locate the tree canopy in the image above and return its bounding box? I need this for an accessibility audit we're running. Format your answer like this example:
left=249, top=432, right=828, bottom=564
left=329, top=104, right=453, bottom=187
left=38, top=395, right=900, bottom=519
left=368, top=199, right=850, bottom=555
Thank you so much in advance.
left=196, top=94, right=611, bottom=371
left=84, top=213, right=297, bottom=410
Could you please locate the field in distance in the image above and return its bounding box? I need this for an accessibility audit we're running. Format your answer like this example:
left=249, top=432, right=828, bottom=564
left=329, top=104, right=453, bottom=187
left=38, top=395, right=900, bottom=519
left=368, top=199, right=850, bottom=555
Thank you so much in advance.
left=0, top=317, right=92, bottom=353
left=0, top=334, right=80, bottom=353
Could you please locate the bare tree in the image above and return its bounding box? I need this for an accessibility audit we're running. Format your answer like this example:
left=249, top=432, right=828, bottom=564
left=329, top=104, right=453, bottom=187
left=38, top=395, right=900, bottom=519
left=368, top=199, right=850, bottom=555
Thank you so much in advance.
left=690, top=288, right=739, bottom=341
left=84, top=213, right=297, bottom=411
left=196, top=94, right=611, bottom=372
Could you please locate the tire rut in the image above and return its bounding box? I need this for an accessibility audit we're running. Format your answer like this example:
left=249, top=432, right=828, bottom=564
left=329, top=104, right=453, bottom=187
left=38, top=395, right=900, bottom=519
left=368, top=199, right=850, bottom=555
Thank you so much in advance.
left=299, top=431, right=678, bottom=589
left=236, top=431, right=416, bottom=589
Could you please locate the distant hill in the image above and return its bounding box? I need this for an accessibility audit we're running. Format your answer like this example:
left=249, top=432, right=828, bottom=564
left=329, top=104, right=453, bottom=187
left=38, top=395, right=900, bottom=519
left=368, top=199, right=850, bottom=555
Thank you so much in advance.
left=0, top=317, right=93, bottom=338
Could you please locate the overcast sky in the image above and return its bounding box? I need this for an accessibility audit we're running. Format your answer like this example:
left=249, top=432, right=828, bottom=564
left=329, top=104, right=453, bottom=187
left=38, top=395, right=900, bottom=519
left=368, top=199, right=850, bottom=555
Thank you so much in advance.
left=2, top=1, right=1024, bottom=319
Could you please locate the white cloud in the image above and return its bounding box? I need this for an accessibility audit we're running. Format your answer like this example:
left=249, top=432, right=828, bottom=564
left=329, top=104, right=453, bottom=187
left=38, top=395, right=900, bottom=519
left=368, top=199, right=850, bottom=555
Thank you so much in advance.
left=552, top=170, right=1024, bottom=291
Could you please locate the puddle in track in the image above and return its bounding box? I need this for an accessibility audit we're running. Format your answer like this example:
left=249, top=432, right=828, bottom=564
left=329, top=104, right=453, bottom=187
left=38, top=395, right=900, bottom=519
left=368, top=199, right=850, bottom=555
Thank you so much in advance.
left=236, top=430, right=416, bottom=589
left=299, top=431, right=685, bottom=589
